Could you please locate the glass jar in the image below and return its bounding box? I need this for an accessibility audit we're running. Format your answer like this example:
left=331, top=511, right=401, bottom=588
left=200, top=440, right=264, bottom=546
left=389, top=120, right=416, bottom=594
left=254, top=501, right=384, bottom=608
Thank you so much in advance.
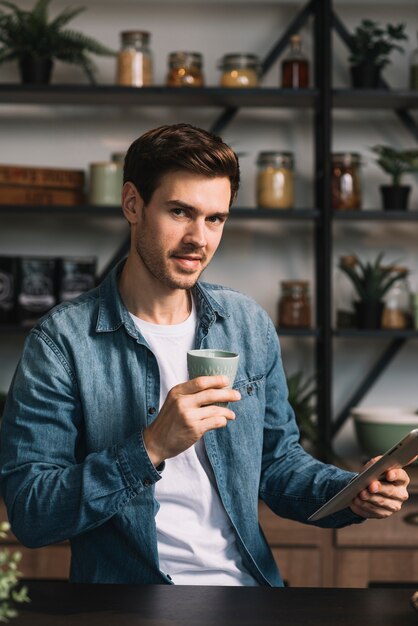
left=117, top=31, right=153, bottom=87
left=331, top=153, right=362, bottom=211
left=166, top=52, right=204, bottom=87
left=281, top=34, right=309, bottom=89
left=256, top=152, right=294, bottom=209
left=410, top=30, right=418, bottom=90
left=278, top=280, right=311, bottom=328
left=381, top=267, right=411, bottom=330
left=218, top=53, right=261, bottom=88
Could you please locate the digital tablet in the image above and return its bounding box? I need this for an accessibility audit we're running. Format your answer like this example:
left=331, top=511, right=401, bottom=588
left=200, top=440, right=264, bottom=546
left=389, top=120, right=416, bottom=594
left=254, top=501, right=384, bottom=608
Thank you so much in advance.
left=308, top=428, right=418, bottom=522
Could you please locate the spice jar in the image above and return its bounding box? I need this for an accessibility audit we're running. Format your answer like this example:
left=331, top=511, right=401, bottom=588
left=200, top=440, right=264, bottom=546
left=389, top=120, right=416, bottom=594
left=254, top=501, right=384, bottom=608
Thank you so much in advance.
left=116, top=31, right=153, bottom=87
left=218, top=54, right=261, bottom=87
left=331, top=153, right=362, bottom=211
left=278, top=281, right=311, bottom=328
left=166, top=52, right=204, bottom=87
left=256, top=152, right=294, bottom=209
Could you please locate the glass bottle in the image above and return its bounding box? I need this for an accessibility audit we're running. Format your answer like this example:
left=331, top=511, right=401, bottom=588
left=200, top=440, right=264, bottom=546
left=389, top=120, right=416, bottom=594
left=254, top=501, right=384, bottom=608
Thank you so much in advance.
left=256, top=152, right=294, bottom=209
left=410, top=31, right=418, bottom=90
left=381, top=267, right=411, bottom=330
left=218, top=54, right=261, bottom=87
left=331, top=153, right=362, bottom=211
left=166, top=52, right=204, bottom=87
left=281, top=35, right=309, bottom=89
left=116, top=31, right=153, bottom=87
left=278, top=280, right=311, bottom=328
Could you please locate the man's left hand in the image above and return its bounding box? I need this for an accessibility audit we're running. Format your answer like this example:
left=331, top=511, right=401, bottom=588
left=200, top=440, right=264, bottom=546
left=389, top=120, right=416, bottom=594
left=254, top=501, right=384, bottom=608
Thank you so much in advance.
left=350, top=458, right=411, bottom=519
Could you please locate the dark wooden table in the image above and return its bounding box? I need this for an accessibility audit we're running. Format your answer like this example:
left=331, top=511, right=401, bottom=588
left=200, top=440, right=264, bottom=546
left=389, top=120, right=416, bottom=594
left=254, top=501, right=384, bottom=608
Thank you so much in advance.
left=13, top=581, right=418, bottom=626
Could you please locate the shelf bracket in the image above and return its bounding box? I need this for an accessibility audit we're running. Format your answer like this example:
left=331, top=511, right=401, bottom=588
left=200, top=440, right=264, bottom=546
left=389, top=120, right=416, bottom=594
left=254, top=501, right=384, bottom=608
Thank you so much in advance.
left=210, top=0, right=315, bottom=135
left=332, top=338, right=407, bottom=436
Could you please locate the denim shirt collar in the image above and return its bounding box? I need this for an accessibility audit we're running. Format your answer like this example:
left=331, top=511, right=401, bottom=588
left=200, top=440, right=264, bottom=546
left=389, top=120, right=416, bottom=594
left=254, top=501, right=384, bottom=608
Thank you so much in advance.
left=96, top=260, right=230, bottom=337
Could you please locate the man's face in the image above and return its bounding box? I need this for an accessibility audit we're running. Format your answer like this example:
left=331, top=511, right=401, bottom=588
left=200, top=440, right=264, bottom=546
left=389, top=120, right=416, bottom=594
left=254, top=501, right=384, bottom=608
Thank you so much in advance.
left=131, top=171, right=231, bottom=291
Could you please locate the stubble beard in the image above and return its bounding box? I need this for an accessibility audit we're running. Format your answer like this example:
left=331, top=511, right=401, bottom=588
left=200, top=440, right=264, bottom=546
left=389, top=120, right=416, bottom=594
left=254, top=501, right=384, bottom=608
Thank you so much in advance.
left=134, top=236, right=208, bottom=291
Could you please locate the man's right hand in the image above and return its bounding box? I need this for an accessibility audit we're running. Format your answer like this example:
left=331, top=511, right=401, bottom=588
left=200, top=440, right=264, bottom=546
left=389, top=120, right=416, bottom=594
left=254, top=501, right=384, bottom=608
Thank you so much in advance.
left=142, top=375, right=240, bottom=467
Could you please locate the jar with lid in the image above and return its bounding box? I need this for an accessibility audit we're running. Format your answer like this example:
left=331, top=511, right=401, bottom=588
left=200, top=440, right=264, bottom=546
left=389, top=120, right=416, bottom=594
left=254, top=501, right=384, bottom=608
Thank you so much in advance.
left=117, top=31, right=153, bottom=87
left=410, top=30, right=418, bottom=90
left=281, top=34, right=309, bottom=89
left=381, top=267, right=411, bottom=330
left=256, top=152, right=294, bottom=209
left=331, top=153, right=362, bottom=211
left=166, top=52, right=204, bottom=87
left=218, top=54, right=261, bottom=88
left=278, top=280, right=311, bottom=328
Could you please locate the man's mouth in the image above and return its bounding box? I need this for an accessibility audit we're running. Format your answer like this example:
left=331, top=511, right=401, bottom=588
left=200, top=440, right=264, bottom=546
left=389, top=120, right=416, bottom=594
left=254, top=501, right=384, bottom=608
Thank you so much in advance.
left=171, top=252, right=205, bottom=270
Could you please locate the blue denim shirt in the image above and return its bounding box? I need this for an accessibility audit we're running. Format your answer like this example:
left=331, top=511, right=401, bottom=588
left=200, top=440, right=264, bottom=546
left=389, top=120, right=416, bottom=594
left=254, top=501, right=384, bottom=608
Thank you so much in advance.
left=0, top=261, right=360, bottom=585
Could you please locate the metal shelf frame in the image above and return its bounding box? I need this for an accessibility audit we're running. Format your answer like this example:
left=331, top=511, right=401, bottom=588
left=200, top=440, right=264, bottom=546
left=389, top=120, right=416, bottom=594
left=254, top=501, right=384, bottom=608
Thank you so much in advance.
left=2, top=0, right=418, bottom=456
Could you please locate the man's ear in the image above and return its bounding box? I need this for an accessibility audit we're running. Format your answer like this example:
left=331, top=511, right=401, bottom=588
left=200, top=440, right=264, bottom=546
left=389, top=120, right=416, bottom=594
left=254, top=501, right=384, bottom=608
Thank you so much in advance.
left=122, top=182, right=143, bottom=224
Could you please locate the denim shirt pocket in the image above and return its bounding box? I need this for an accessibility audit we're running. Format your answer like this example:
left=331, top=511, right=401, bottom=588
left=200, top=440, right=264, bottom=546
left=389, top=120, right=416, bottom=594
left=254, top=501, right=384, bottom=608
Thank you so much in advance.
left=232, top=374, right=266, bottom=431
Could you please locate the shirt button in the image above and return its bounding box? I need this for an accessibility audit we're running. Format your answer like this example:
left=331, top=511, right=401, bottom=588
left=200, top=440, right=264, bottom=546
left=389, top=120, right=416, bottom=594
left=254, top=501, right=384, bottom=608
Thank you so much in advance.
left=143, top=478, right=152, bottom=487
left=148, top=407, right=156, bottom=415
left=247, top=385, right=254, bottom=395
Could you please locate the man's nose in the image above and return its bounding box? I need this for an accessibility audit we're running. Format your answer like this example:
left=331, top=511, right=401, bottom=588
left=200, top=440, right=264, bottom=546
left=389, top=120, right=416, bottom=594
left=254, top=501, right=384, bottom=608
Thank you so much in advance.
left=183, top=220, right=207, bottom=247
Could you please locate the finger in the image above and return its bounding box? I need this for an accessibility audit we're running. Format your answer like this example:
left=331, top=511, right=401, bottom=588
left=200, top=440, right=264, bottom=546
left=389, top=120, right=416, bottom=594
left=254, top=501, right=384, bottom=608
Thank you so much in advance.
left=200, top=415, right=230, bottom=432
left=193, top=387, right=241, bottom=407
left=383, top=467, right=410, bottom=486
left=193, top=404, right=236, bottom=422
left=351, top=499, right=398, bottom=519
left=188, top=375, right=232, bottom=392
left=360, top=482, right=409, bottom=502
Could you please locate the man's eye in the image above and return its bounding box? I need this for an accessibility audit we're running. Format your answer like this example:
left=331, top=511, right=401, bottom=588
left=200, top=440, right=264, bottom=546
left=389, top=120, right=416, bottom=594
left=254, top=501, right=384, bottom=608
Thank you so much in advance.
left=208, top=215, right=223, bottom=224
left=172, top=208, right=186, bottom=217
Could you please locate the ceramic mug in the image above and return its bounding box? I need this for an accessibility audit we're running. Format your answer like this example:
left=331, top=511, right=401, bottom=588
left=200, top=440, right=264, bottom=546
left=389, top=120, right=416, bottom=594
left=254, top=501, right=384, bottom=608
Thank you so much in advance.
left=89, top=161, right=123, bottom=206
left=187, top=349, right=239, bottom=407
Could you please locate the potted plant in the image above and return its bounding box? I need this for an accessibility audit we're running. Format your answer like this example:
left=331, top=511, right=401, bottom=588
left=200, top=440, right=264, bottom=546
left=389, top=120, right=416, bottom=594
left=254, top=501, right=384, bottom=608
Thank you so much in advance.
left=0, top=0, right=115, bottom=84
left=338, top=253, right=408, bottom=329
left=0, top=522, right=29, bottom=621
left=348, top=19, right=407, bottom=88
left=287, top=370, right=318, bottom=453
left=371, top=144, right=418, bottom=210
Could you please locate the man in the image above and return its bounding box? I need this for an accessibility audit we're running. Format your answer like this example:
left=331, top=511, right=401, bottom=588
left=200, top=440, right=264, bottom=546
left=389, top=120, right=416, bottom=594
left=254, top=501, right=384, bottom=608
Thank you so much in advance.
left=0, top=124, right=410, bottom=586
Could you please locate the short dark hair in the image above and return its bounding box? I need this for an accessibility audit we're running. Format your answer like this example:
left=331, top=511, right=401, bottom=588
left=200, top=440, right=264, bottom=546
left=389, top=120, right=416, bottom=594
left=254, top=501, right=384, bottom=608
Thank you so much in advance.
left=123, top=123, right=240, bottom=206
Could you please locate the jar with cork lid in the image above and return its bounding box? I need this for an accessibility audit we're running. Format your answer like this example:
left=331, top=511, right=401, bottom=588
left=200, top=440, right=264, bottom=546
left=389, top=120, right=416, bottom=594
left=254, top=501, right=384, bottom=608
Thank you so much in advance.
left=256, top=151, right=294, bottom=209
left=116, top=31, right=153, bottom=87
left=166, top=52, right=204, bottom=87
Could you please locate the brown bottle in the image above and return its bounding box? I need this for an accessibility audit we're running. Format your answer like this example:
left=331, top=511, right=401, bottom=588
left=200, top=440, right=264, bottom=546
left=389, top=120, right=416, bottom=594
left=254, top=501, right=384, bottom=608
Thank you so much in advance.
left=281, top=35, right=309, bottom=89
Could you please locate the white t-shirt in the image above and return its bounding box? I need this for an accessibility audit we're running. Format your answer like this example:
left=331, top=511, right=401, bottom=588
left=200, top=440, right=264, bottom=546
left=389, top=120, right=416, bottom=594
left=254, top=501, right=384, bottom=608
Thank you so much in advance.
left=130, top=301, right=258, bottom=586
